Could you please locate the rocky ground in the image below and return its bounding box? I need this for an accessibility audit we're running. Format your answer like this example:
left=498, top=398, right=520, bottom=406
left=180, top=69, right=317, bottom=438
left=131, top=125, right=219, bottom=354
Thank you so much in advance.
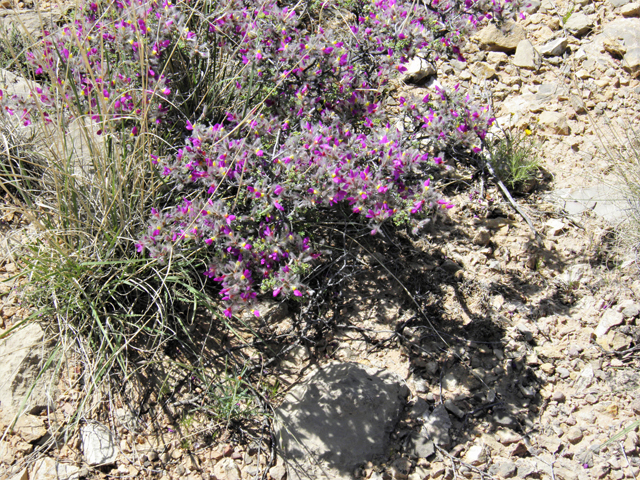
left=1, top=0, right=640, bottom=479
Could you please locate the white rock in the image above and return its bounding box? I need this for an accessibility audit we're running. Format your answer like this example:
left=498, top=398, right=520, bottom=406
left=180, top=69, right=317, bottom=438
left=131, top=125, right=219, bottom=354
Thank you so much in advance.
left=513, top=40, right=542, bottom=69
left=574, top=364, right=594, bottom=390
left=623, top=47, right=640, bottom=73
left=595, top=310, right=625, bottom=337
left=0, top=322, right=55, bottom=423
left=545, top=219, right=566, bottom=236
left=464, top=444, right=488, bottom=465
left=539, top=37, right=568, bottom=56
left=564, top=13, right=594, bottom=37
left=401, top=56, right=436, bottom=84
left=81, top=423, right=117, bottom=465
left=621, top=2, right=640, bottom=16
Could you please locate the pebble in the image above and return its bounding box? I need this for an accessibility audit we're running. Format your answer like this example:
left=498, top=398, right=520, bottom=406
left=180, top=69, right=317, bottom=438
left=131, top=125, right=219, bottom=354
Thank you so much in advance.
left=496, top=429, right=522, bottom=445
left=444, top=399, right=465, bottom=419
left=552, top=390, right=566, bottom=402
left=540, top=363, right=555, bottom=374
left=493, top=414, right=517, bottom=428
left=566, top=426, right=583, bottom=444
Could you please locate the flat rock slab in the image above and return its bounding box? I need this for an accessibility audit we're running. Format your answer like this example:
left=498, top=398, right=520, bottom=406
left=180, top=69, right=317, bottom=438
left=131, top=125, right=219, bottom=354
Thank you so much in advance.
left=275, top=362, right=409, bottom=480
left=81, top=423, right=117, bottom=466
left=0, top=322, right=55, bottom=422
left=546, top=185, right=632, bottom=224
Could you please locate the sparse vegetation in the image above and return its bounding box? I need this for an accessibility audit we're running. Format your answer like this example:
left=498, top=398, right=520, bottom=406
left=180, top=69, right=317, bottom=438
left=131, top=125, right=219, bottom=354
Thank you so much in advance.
left=489, top=127, right=542, bottom=194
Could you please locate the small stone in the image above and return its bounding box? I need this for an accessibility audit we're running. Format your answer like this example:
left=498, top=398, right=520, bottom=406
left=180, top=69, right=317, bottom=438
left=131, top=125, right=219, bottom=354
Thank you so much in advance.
left=8, top=468, right=28, bottom=480
left=570, top=95, right=587, bottom=114
left=564, top=13, right=593, bottom=37
left=472, top=62, right=497, bottom=79
left=516, top=460, right=537, bottom=478
left=81, top=423, right=117, bottom=466
left=269, top=463, right=287, bottom=480
left=597, top=331, right=632, bottom=351
left=491, top=461, right=517, bottom=478
left=440, top=260, right=462, bottom=274
left=552, top=390, right=566, bottom=402
left=175, top=465, right=186, bottom=476
left=402, top=57, right=436, bottom=85
left=566, top=426, right=583, bottom=444
left=540, top=363, right=555, bottom=375
left=409, top=466, right=429, bottom=480
left=621, top=2, right=640, bottom=15
left=0, top=441, right=14, bottom=464
left=621, top=303, right=640, bottom=318
left=171, top=449, right=183, bottom=460
left=539, top=112, right=569, bottom=135
left=464, top=444, right=487, bottom=466
left=210, top=448, right=224, bottom=461
left=595, top=310, right=624, bottom=337
left=422, top=404, right=452, bottom=447
left=496, top=430, right=521, bottom=445
left=542, top=436, right=562, bottom=454
left=214, top=457, right=241, bottom=480
left=31, top=457, right=80, bottom=480
left=444, top=399, right=464, bottom=419
left=493, top=413, right=516, bottom=428
left=407, top=431, right=435, bottom=459
left=475, top=22, right=526, bottom=52
left=513, top=40, right=541, bottom=69
left=487, top=52, right=509, bottom=64
left=623, top=48, right=640, bottom=73
left=539, top=37, right=568, bottom=56
left=510, top=442, right=529, bottom=457
left=14, top=414, right=47, bottom=443
left=603, top=38, right=627, bottom=57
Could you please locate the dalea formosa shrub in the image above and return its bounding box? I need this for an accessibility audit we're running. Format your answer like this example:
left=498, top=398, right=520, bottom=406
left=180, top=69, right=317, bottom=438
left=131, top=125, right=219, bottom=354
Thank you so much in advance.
left=1, top=0, right=525, bottom=319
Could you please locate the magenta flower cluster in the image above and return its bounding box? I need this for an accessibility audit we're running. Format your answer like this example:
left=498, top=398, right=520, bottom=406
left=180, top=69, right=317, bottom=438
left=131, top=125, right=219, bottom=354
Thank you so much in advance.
left=137, top=0, right=524, bottom=317
left=0, top=0, right=525, bottom=318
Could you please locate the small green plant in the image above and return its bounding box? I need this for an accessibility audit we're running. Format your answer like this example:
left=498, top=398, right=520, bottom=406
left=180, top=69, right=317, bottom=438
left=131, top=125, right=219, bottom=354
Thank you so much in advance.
left=562, top=6, right=574, bottom=25
left=490, top=128, right=541, bottom=193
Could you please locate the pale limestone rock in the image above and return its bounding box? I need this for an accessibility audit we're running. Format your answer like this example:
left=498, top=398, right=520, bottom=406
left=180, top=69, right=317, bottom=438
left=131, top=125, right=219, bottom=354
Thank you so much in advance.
left=564, top=13, right=594, bottom=37
left=81, top=423, right=117, bottom=466
left=539, top=37, right=568, bottom=56
left=513, top=40, right=542, bottom=69
left=621, top=2, right=640, bottom=16
left=475, top=22, right=526, bottom=52
left=539, top=111, right=570, bottom=135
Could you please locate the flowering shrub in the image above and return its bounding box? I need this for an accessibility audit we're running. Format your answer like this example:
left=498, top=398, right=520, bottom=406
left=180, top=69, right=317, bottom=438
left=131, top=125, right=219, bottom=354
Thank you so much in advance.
left=1, top=0, right=525, bottom=319
left=136, top=0, right=527, bottom=317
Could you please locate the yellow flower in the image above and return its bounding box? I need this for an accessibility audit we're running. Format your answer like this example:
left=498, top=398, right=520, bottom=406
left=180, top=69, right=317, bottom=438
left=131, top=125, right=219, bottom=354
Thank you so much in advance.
left=525, top=128, right=532, bottom=136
